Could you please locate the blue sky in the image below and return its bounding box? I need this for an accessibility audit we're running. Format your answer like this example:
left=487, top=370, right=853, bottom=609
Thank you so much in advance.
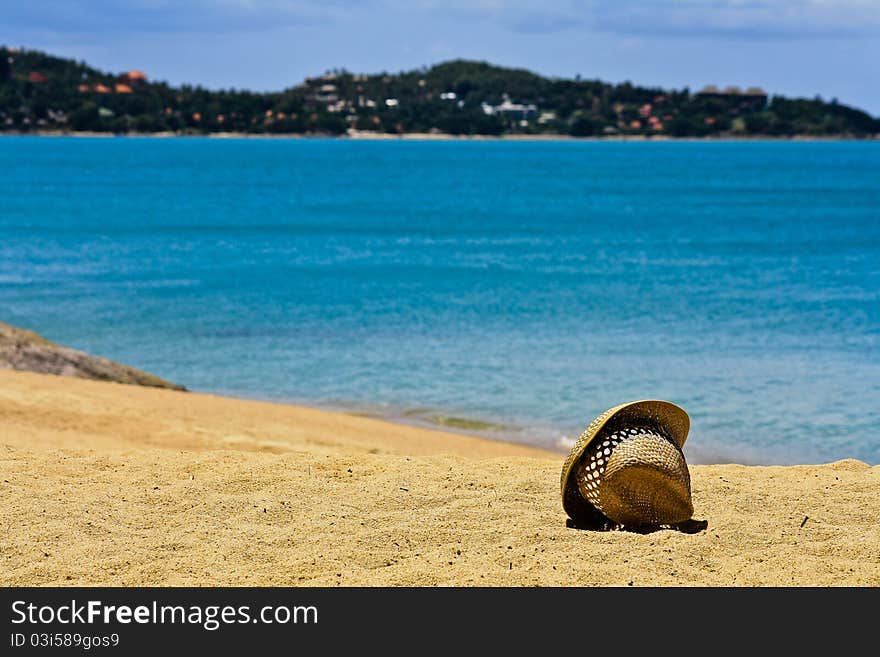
left=7, top=0, right=880, bottom=114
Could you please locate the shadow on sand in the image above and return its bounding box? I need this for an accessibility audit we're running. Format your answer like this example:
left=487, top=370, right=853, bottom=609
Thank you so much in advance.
left=566, top=517, right=708, bottom=535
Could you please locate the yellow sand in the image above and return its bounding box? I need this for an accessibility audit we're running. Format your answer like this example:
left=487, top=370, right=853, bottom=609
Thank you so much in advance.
left=1, top=369, right=877, bottom=586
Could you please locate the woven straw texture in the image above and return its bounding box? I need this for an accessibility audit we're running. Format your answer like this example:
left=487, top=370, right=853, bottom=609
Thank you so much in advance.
left=560, top=400, right=691, bottom=526
left=576, top=426, right=692, bottom=526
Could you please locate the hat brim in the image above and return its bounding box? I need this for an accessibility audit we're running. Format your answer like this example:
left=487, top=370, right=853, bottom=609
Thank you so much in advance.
left=560, top=400, right=690, bottom=522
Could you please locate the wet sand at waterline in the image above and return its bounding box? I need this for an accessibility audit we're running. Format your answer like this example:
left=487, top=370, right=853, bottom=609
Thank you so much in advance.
left=1, top=369, right=877, bottom=586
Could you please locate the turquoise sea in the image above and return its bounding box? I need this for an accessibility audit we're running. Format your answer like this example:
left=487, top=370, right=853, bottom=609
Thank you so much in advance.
left=1, top=136, right=878, bottom=464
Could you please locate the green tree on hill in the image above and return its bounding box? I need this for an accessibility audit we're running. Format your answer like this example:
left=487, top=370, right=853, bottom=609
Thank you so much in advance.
left=1, top=47, right=878, bottom=138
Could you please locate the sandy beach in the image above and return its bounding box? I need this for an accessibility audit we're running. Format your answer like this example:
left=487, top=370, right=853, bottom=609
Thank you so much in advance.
left=1, top=369, right=877, bottom=586
left=11, top=130, right=873, bottom=142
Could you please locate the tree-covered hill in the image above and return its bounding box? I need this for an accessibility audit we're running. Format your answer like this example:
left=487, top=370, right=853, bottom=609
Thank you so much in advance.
left=2, top=47, right=878, bottom=138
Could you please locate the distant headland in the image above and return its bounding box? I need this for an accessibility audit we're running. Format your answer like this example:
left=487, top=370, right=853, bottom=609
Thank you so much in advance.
left=0, top=321, right=184, bottom=391
left=2, top=47, right=878, bottom=139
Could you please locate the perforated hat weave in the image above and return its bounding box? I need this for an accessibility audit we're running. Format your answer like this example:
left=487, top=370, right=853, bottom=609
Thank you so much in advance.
left=561, top=400, right=692, bottom=527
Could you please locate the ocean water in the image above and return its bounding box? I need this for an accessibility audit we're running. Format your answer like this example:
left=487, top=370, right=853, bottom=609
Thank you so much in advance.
left=1, top=136, right=878, bottom=465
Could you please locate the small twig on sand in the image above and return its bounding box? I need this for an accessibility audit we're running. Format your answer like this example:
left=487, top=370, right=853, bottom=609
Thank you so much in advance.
left=800, top=516, right=809, bottom=528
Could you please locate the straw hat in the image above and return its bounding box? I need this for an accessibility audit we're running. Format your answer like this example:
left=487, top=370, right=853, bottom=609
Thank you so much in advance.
left=561, top=400, right=692, bottom=527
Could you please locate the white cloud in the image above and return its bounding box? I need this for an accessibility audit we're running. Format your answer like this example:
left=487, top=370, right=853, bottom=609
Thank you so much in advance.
left=5, top=0, right=880, bottom=38
left=591, top=0, right=880, bottom=38
left=4, top=1, right=345, bottom=35
left=381, top=0, right=880, bottom=37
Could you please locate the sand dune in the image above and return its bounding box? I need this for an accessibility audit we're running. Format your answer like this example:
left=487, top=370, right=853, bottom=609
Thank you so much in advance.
left=1, top=369, right=877, bottom=586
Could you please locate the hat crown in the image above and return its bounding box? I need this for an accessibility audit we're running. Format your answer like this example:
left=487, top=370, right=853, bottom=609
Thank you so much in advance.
left=578, top=426, right=692, bottom=526
left=561, top=401, right=692, bottom=526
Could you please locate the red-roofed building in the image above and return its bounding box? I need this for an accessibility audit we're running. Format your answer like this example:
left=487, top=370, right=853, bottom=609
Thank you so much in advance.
left=115, top=83, right=133, bottom=94
left=27, top=71, right=47, bottom=83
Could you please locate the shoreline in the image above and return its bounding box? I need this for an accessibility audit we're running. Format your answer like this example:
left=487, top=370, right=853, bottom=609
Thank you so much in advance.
left=1, top=368, right=877, bottom=586
left=3, top=321, right=866, bottom=466
left=218, top=390, right=565, bottom=454
left=1, top=369, right=872, bottom=467
left=0, top=369, right=553, bottom=459
left=3, top=367, right=873, bottom=467
left=2, top=129, right=877, bottom=142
